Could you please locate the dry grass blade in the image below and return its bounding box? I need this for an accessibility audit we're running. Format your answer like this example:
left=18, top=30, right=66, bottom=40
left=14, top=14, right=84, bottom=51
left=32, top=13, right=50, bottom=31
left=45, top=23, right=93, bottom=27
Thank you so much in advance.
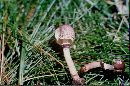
left=0, top=36, right=1, bottom=84
left=113, top=17, right=123, bottom=42
left=0, top=14, right=7, bottom=84
left=18, top=43, right=26, bottom=85
left=33, top=45, right=64, bottom=68
left=122, top=16, right=129, bottom=28
left=24, top=73, right=67, bottom=82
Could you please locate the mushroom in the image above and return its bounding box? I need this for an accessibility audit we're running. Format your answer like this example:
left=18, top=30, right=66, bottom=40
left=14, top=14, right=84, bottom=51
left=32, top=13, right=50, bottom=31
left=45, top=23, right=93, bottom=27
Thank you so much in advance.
left=80, top=59, right=125, bottom=74
left=113, top=59, right=125, bottom=73
left=55, top=24, right=84, bottom=85
left=80, top=61, right=114, bottom=74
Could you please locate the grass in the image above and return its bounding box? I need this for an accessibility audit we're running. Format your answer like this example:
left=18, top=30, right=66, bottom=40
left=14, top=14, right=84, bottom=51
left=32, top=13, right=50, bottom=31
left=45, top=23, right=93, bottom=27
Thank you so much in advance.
left=0, top=0, right=129, bottom=85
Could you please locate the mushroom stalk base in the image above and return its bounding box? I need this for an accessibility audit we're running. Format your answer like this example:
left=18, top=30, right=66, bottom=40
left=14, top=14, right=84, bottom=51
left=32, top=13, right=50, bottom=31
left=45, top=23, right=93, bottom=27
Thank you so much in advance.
left=63, top=47, right=80, bottom=80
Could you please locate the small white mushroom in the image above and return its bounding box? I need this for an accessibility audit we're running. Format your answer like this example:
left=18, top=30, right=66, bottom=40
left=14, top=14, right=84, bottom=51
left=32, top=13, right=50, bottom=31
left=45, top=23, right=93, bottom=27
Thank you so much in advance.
left=55, top=24, right=84, bottom=85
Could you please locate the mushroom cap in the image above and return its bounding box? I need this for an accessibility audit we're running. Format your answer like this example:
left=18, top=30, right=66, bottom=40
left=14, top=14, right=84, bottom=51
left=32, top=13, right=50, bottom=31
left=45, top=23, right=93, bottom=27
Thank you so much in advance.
left=113, top=59, right=125, bottom=72
left=55, top=24, right=75, bottom=46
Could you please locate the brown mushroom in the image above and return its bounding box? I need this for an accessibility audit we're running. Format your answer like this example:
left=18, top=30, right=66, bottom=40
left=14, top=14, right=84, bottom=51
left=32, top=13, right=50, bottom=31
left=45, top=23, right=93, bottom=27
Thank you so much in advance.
left=80, top=61, right=114, bottom=74
left=113, top=59, right=125, bottom=73
left=79, top=59, right=125, bottom=74
left=55, top=24, right=84, bottom=85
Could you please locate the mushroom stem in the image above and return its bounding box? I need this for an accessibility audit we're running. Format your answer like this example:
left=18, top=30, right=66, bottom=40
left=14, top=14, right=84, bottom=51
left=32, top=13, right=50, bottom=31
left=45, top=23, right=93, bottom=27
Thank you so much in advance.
left=80, top=60, right=125, bottom=74
left=63, top=47, right=80, bottom=80
left=80, top=61, right=114, bottom=73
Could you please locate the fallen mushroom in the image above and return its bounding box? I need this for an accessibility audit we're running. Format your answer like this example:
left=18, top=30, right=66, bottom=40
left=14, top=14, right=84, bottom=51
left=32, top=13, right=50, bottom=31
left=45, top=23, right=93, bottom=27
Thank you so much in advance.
left=55, top=24, right=85, bottom=85
left=80, top=61, right=114, bottom=74
left=80, top=59, right=125, bottom=74
left=113, top=59, right=125, bottom=73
